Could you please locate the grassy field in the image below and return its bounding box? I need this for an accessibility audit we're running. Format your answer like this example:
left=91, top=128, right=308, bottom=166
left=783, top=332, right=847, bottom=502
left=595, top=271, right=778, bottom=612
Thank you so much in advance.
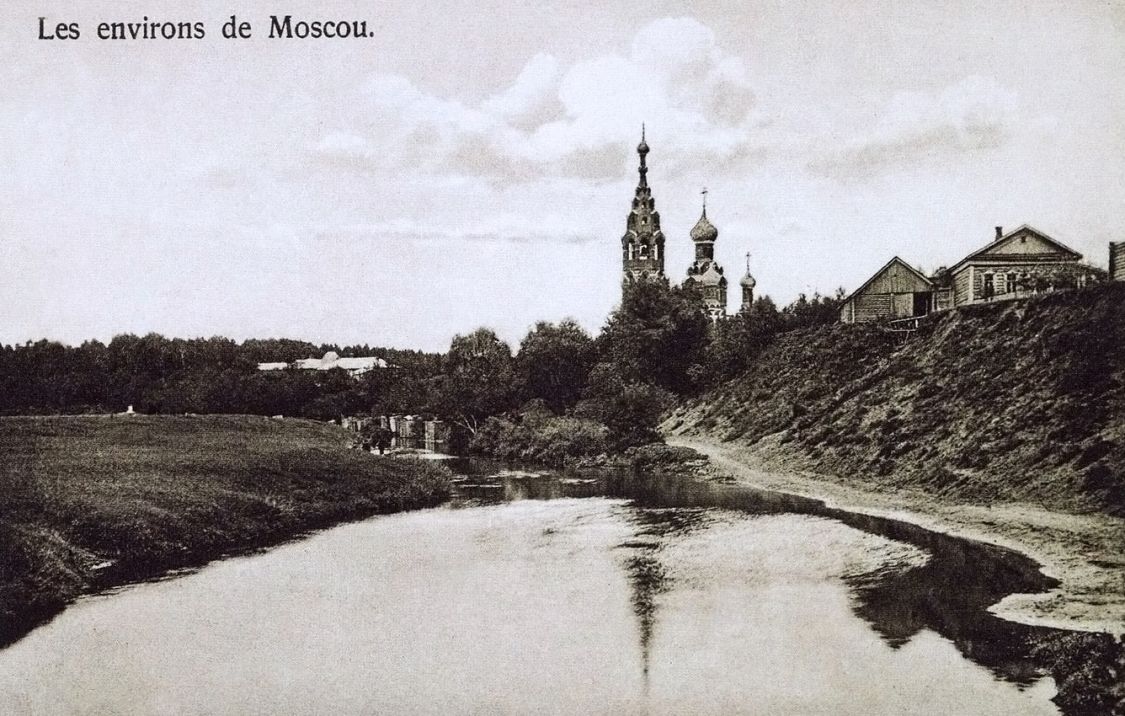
left=0, top=414, right=451, bottom=646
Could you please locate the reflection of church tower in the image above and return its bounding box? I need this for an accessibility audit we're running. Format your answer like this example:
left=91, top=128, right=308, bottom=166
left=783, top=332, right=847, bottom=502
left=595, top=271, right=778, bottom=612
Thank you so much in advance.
left=740, top=252, right=756, bottom=313
left=621, top=126, right=666, bottom=287
left=683, top=193, right=727, bottom=323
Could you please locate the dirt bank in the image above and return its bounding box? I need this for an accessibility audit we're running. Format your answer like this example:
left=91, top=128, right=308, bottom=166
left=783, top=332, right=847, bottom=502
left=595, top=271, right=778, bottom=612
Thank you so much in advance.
left=671, top=436, right=1125, bottom=636
left=670, top=283, right=1125, bottom=517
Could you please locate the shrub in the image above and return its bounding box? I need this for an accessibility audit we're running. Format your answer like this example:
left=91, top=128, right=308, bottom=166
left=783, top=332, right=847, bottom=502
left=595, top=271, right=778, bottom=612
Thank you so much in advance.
left=469, top=415, right=609, bottom=466
left=625, top=444, right=708, bottom=472
left=468, top=417, right=532, bottom=461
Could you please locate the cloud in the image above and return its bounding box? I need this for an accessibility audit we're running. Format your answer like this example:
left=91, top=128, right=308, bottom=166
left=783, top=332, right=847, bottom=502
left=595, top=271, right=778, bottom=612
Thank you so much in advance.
left=808, top=75, right=1021, bottom=179
left=480, top=53, right=563, bottom=131
left=312, top=17, right=761, bottom=183
left=317, top=214, right=599, bottom=246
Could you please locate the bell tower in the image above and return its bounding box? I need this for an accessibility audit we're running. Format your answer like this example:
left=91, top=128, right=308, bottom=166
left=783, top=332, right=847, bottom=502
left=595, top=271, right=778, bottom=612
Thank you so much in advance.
left=621, top=126, right=666, bottom=287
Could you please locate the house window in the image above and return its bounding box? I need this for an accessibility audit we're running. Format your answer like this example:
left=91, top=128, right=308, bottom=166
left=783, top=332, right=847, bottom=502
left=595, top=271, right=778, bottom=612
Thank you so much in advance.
left=982, top=272, right=995, bottom=301
left=1007, top=272, right=1017, bottom=293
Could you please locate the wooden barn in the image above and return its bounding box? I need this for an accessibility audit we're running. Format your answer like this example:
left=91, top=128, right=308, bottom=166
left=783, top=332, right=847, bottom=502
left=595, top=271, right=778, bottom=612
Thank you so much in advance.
left=839, top=257, right=933, bottom=324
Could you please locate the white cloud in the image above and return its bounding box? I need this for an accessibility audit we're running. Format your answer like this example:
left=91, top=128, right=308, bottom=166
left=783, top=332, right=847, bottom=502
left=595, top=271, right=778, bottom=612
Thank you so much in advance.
left=313, top=17, right=761, bottom=183
left=480, top=53, right=563, bottom=130
left=808, top=75, right=1023, bottom=178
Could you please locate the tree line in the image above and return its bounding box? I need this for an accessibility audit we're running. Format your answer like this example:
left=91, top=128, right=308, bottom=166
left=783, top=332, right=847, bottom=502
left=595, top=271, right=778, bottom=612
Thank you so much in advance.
left=0, top=282, right=843, bottom=455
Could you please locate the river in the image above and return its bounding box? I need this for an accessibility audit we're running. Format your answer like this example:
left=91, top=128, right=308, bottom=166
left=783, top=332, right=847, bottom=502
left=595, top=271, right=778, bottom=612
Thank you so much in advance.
left=0, top=461, right=1096, bottom=714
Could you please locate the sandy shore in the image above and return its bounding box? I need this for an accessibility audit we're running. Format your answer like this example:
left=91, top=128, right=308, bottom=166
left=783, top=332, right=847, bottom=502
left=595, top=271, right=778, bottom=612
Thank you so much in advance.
left=669, top=436, right=1125, bottom=636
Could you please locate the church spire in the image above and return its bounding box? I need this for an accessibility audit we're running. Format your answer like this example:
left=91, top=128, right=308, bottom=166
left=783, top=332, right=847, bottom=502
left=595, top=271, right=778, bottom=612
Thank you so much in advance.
left=740, top=250, right=757, bottom=313
left=620, top=124, right=665, bottom=287
left=636, top=124, right=649, bottom=188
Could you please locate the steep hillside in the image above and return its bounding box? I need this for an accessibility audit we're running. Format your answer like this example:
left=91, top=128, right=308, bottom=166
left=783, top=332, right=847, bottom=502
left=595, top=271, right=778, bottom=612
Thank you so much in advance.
left=667, top=283, right=1125, bottom=515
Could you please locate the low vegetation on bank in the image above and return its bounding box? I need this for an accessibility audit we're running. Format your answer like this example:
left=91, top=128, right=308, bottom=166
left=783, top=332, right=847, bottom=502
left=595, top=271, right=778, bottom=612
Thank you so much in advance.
left=469, top=406, right=709, bottom=474
left=0, top=414, right=451, bottom=646
left=669, top=283, right=1125, bottom=515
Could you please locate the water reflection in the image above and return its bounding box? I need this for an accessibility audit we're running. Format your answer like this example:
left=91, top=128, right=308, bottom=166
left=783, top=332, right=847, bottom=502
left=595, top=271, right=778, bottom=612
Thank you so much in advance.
left=1, top=462, right=1117, bottom=714
left=449, top=464, right=1123, bottom=715
left=617, top=508, right=710, bottom=683
left=448, top=458, right=604, bottom=505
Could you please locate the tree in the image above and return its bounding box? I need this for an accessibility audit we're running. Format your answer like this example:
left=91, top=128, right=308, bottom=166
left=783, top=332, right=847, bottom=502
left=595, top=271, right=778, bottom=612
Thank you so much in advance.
left=596, top=279, right=710, bottom=396
left=780, top=288, right=845, bottom=330
left=706, top=296, right=785, bottom=384
left=515, top=319, right=595, bottom=413
left=433, top=328, right=516, bottom=433
left=578, top=382, right=674, bottom=450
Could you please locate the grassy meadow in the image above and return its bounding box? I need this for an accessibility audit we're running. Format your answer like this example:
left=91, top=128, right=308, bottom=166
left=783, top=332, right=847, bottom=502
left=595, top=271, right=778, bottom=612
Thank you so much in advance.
left=0, top=414, right=451, bottom=646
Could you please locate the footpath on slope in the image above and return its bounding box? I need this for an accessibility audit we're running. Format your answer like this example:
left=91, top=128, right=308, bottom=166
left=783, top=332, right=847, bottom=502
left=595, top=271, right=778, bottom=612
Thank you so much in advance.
left=670, top=435, right=1125, bottom=636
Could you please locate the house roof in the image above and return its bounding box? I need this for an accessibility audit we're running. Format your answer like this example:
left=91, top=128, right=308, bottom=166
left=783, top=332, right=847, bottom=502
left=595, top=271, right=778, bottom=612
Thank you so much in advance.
left=842, top=256, right=932, bottom=305
left=335, top=357, right=387, bottom=370
left=950, top=224, right=1082, bottom=273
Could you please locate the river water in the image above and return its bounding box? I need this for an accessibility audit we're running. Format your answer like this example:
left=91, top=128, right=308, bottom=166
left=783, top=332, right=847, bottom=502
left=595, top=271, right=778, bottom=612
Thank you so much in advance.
left=0, top=462, right=1077, bottom=714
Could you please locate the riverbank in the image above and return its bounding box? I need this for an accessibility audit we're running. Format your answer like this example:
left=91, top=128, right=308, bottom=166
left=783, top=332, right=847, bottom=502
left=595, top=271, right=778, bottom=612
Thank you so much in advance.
left=671, top=436, right=1125, bottom=635
left=0, top=415, right=452, bottom=646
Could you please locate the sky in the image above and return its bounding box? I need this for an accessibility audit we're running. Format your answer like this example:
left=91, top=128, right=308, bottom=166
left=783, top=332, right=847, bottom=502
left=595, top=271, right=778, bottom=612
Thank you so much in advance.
left=2, top=0, right=1124, bottom=352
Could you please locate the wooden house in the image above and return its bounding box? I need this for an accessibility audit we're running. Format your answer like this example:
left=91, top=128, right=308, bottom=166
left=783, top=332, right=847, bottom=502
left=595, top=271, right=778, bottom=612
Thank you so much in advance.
left=839, top=257, right=934, bottom=324
left=946, top=225, right=1096, bottom=306
left=1111, top=242, right=1125, bottom=282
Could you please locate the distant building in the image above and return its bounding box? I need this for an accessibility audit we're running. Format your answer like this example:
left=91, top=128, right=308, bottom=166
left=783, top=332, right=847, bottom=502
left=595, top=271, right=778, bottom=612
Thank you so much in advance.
left=617, top=129, right=754, bottom=320
left=943, top=225, right=1097, bottom=306
left=621, top=127, right=666, bottom=286
left=1111, top=242, right=1125, bottom=281
left=841, top=224, right=1101, bottom=324
left=257, top=350, right=389, bottom=376
left=424, top=420, right=451, bottom=452
left=839, top=257, right=934, bottom=324
left=682, top=199, right=728, bottom=323
left=739, top=253, right=756, bottom=314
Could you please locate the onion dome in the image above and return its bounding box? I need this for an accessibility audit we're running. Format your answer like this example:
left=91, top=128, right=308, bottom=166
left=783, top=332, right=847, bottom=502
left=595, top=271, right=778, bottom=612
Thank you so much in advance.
left=690, top=209, right=719, bottom=243
left=740, top=271, right=756, bottom=289
left=637, top=123, right=649, bottom=155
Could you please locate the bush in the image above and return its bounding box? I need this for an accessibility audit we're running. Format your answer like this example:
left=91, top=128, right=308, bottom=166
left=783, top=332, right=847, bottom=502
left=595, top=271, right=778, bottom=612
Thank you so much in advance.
left=596, top=383, right=676, bottom=450
left=469, top=417, right=532, bottom=462
left=625, top=444, right=708, bottom=472
left=526, top=417, right=610, bottom=466
left=469, top=415, right=609, bottom=466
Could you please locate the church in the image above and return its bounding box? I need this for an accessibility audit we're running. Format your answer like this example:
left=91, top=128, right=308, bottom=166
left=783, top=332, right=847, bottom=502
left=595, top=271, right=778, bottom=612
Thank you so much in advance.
left=619, top=129, right=755, bottom=322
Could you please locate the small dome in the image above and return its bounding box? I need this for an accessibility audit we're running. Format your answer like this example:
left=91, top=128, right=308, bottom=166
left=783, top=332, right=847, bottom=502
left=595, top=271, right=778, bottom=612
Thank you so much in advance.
left=637, top=138, right=649, bottom=154
left=690, top=210, right=719, bottom=243
left=740, top=272, right=756, bottom=288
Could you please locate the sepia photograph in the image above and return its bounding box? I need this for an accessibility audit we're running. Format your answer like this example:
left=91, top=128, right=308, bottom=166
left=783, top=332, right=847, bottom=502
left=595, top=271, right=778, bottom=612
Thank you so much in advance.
left=1, top=1, right=1124, bottom=713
